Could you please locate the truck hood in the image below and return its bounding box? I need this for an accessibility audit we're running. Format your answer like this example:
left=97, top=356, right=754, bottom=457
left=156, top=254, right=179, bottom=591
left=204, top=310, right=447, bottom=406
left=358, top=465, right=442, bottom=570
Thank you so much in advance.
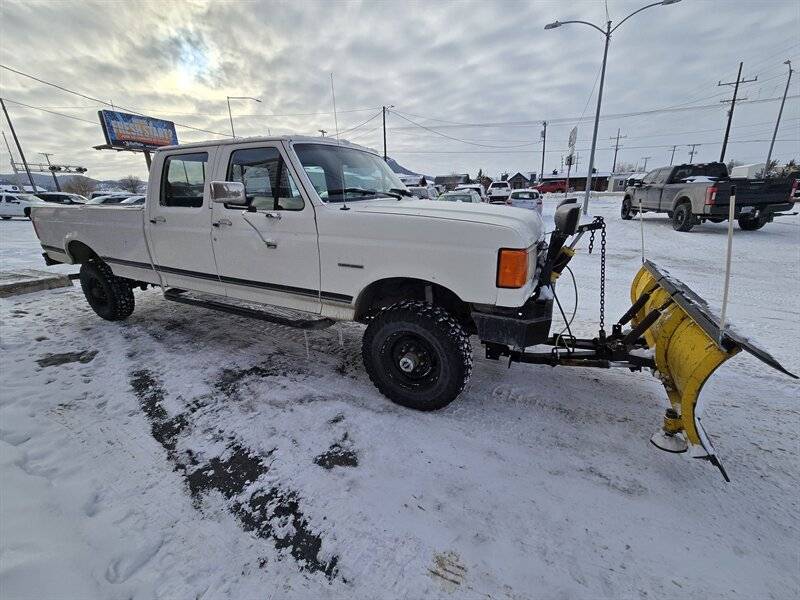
left=347, top=198, right=545, bottom=246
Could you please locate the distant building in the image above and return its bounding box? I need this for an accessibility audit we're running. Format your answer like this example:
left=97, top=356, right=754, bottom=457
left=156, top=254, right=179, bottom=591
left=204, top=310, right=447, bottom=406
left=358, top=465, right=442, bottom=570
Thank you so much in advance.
left=507, top=172, right=531, bottom=189
left=434, top=174, right=469, bottom=191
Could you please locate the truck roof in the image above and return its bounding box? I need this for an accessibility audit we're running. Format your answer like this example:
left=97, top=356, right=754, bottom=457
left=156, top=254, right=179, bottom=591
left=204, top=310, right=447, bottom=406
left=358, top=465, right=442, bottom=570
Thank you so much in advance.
left=156, top=135, right=376, bottom=155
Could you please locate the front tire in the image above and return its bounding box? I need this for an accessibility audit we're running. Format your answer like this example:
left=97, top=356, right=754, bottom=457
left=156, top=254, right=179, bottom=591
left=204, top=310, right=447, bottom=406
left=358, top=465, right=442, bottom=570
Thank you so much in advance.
left=362, top=301, right=472, bottom=411
left=23, top=208, right=31, bottom=219
left=79, top=259, right=135, bottom=321
left=737, top=214, right=767, bottom=231
left=1, top=216, right=10, bottom=220
left=621, top=198, right=634, bottom=220
left=672, top=202, right=695, bottom=232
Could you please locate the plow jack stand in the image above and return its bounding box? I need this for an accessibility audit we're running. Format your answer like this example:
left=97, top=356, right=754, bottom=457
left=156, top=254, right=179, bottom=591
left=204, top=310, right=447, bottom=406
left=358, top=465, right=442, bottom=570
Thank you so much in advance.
left=631, top=261, right=797, bottom=479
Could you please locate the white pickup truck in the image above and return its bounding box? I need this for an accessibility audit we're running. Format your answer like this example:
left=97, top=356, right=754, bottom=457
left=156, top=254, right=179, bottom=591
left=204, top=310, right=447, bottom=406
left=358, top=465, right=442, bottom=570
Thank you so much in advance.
left=32, top=136, right=557, bottom=411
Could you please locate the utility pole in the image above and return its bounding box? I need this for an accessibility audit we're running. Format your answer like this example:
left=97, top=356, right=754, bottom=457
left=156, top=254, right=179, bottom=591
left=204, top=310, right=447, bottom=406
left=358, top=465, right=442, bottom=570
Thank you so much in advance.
left=39, top=152, right=61, bottom=191
left=540, top=121, right=547, bottom=182
left=0, top=98, right=36, bottom=191
left=688, top=144, right=700, bottom=164
left=641, top=156, right=652, bottom=171
left=718, top=62, right=757, bottom=163
left=669, top=145, right=678, bottom=165
left=382, top=106, right=388, bottom=162
left=765, top=60, right=793, bottom=177
left=609, top=128, right=626, bottom=173
left=318, top=129, right=327, bottom=137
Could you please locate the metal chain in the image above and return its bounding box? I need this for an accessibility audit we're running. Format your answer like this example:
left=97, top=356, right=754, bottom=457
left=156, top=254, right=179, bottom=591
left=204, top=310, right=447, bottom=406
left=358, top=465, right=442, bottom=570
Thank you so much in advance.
left=586, top=216, right=607, bottom=331
left=599, top=217, right=606, bottom=331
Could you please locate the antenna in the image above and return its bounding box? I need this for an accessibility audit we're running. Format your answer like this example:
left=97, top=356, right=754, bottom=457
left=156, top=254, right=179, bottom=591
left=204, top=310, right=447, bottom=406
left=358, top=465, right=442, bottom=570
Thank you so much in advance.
left=330, top=72, right=349, bottom=211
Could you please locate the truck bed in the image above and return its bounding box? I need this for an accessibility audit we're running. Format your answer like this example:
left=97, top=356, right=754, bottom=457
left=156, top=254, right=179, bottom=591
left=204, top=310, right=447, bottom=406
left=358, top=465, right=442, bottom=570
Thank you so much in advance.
left=31, top=204, right=159, bottom=284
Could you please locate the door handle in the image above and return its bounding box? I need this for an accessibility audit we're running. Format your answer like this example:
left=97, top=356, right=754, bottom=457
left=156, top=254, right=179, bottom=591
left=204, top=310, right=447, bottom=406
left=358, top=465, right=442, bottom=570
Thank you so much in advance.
left=265, top=211, right=282, bottom=220
left=149, top=216, right=166, bottom=224
left=212, top=218, right=232, bottom=227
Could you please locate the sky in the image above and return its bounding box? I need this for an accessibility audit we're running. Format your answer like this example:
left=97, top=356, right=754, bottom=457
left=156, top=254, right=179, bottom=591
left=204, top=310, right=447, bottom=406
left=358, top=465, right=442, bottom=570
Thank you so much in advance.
left=0, top=0, right=798, bottom=182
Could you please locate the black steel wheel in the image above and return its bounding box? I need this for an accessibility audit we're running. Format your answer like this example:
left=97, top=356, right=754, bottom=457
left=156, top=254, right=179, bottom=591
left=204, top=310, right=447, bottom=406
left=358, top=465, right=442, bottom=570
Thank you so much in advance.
left=79, top=259, right=135, bottom=321
left=362, top=301, right=472, bottom=411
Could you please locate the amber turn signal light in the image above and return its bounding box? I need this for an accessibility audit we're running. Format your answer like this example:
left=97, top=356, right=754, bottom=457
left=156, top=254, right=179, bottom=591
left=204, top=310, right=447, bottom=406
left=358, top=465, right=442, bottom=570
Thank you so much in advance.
left=496, top=248, right=529, bottom=288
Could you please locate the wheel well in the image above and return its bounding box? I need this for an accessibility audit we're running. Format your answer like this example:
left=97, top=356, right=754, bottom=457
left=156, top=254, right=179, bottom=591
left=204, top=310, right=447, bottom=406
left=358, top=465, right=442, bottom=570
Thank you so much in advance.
left=673, top=197, right=691, bottom=210
left=354, top=278, right=472, bottom=328
left=66, top=240, right=99, bottom=264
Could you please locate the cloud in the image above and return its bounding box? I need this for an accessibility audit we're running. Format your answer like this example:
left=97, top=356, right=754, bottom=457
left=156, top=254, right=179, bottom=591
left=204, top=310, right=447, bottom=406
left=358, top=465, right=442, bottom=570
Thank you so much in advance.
left=0, top=0, right=797, bottom=181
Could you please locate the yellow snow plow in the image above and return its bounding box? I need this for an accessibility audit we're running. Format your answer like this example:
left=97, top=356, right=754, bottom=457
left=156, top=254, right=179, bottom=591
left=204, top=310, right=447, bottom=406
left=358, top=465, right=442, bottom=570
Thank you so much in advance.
left=485, top=203, right=797, bottom=480
left=630, top=261, right=797, bottom=479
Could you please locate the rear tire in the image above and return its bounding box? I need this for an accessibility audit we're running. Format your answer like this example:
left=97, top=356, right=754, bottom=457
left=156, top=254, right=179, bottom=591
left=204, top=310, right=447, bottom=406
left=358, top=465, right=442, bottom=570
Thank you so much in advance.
left=79, top=259, right=135, bottom=321
left=1, top=216, right=10, bottom=220
left=621, top=198, right=634, bottom=220
left=362, top=300, right=472, bottom=411
left=23, top=208, right=30, bottom=219
left=737, top=214, right=767, bottom=231
left=672, top=202, right=695, bottom=232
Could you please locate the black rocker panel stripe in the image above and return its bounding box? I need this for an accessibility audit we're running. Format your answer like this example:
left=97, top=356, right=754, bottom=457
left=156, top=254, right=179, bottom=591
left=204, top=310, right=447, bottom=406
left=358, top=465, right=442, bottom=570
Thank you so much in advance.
left=102, top=256, right=352, bottom=303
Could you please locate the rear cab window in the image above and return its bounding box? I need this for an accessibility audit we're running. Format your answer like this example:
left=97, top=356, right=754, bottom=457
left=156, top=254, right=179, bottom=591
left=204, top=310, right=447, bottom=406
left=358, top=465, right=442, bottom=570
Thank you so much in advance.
left=161, top=152, right=208, bottom=208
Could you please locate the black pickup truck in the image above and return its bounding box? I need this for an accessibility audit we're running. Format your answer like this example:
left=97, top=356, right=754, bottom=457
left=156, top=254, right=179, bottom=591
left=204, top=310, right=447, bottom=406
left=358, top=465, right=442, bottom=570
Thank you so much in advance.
left=621, top=162, right=797, bottom=231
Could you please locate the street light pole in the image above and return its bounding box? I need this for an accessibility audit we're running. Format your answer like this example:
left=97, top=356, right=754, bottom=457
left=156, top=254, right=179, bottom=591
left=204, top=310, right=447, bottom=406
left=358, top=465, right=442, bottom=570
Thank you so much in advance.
left=544, top=0, right=682, bottom=214
left=382, top=105, right=394, bottom=162
left=226, top=96, right=262, bottom=138
left=765, top=60, right=793, bottom=177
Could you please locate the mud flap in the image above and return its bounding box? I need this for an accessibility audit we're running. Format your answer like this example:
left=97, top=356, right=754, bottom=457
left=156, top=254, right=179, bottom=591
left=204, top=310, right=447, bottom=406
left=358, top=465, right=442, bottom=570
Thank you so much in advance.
left=631, top=261, right=797, bottom=479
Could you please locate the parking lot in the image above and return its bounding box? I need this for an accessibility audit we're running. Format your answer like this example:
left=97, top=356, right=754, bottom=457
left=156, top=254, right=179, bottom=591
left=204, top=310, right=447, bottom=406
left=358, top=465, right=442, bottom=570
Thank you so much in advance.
left=1, top=195, right=798, bottom=599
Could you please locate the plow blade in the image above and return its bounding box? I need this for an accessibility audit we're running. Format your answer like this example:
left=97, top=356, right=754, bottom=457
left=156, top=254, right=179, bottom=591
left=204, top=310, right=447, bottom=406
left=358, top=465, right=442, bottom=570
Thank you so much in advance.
left=631, top=260, right=797, bottom=479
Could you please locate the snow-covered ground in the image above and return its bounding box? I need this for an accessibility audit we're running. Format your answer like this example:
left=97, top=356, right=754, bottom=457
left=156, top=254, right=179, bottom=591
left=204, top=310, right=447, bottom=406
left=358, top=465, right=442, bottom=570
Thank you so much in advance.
left=1, top=197, right=798, bottom=599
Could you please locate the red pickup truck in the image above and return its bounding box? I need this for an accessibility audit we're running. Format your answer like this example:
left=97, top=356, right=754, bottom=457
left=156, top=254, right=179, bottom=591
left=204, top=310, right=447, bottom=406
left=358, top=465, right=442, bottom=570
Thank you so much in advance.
left=535, top=180, right=567, bottom=193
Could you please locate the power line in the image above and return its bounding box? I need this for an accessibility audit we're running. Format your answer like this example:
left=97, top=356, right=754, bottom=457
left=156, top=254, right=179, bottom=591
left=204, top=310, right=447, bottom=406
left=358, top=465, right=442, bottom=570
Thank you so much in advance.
left=0, top=97, right=98, bottom=125
left=0, top=64, right=229, bottom=137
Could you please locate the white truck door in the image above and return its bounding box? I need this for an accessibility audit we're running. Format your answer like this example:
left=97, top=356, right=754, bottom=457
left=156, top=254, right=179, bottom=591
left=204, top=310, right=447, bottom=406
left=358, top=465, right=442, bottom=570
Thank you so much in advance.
left=146, top=148, right=224, bottom=295
left=210, top=142, right=321, bottom=313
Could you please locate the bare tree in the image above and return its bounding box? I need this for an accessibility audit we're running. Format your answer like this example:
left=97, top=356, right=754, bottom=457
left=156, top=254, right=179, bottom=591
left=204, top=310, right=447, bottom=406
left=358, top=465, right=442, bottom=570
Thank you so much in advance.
left=118, top=175, right=144, bottom=193
left=62, top=176, right=96, bottom=197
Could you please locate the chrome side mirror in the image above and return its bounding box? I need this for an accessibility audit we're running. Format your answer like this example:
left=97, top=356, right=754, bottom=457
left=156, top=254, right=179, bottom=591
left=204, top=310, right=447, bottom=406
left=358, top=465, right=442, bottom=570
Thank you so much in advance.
left=210, top=181, right=247, bottom=205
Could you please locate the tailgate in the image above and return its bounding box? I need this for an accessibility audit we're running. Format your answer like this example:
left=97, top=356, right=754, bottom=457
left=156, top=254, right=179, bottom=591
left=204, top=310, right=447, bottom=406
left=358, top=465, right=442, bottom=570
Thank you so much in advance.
left=718, top=178, right=794, bottom=206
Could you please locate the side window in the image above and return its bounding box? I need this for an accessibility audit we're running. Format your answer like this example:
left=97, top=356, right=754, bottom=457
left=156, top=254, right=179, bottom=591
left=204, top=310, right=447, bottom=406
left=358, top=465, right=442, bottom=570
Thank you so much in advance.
left=162, top=152, right=208, bottom=208
left=642, top=170, right=659, bottom=184
left=227, top=147, right=303, bottom=211
left=653, top=169, right=668, bottom=185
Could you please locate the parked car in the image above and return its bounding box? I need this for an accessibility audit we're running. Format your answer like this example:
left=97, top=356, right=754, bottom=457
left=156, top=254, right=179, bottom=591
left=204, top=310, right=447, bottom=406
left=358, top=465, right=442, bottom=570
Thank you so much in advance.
left=454, top=184, right=487, bottom=202
left=406, top=185, right=439, bottom=200
left=436, top=190, right=483, bottom=203
left=120, top=195, right=146, bottom=205
left=0, top=192, right=45, bottom=219
left=487, top=181, right=511, bottom=202
left=621, top=162, right=797, bottom=231
left=35, top=192, right=87, bottom=205
left=30, top=135, right=554, bottom=412
left=536, top=180, right=567, bottom=194
left=508, top=189, right=543, bottom=214
left=87, top=194, right=134, bottom=205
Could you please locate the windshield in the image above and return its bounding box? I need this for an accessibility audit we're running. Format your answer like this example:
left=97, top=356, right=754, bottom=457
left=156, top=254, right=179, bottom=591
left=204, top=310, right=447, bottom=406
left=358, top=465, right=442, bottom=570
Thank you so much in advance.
left=440, top=194, right=473, bottom=203
left=15, top=194, right=40, bottom=202
left=513, top=192, right=537, bottom=199
left=294, top=143, right=407, bottom=203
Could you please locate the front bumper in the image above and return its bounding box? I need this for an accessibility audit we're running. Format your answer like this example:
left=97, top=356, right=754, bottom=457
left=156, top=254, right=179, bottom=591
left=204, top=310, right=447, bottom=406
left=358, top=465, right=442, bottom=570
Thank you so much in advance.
left=472, top=294, right=553, bottom=349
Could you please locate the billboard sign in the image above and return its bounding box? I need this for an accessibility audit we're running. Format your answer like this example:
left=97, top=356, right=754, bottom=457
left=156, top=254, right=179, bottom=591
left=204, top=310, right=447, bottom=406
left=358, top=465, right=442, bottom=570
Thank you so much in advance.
left=98, top=110, right=178, bottom=151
